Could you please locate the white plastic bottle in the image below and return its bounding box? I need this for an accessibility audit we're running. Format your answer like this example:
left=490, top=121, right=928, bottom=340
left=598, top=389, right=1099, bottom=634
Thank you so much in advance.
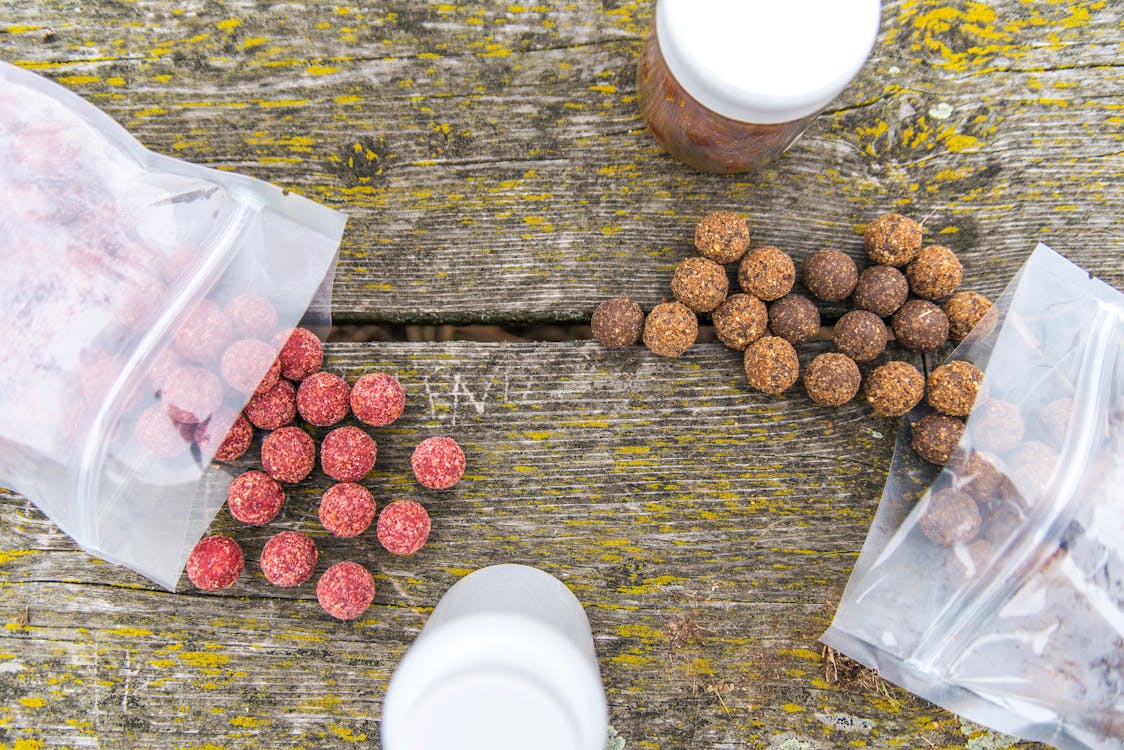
left=381, top=564, right=609, bottom=750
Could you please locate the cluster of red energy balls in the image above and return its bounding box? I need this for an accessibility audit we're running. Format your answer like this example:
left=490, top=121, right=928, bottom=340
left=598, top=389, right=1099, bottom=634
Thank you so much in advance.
left=183, top=326, right=466, bottom=621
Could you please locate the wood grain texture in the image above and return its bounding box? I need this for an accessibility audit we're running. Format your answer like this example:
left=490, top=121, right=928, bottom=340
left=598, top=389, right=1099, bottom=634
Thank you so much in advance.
left=1, top=341, right=1039, bottom=749
left=1, top=0, right=1120, bottom=324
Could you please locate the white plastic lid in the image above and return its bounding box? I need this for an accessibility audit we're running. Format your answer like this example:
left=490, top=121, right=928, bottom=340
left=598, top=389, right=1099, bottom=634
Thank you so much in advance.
left=381, top=613, right=608, bottom=750
left=656, top=0, right=882, bottom=124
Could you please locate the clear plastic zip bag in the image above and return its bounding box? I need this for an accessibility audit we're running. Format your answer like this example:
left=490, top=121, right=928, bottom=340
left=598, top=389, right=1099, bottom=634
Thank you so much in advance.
left=822, top=243, right=1123, bottom=749
left=0, top=63, right=346, bottom=589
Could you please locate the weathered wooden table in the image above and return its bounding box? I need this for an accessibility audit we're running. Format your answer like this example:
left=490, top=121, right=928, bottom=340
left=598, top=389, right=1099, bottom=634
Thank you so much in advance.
left=2, top=1, right=1120, bottom=748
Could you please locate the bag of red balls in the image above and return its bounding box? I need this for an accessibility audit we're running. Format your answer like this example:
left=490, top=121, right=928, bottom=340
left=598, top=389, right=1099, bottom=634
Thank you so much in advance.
left=0, top=63, right=345, bottom=590
left=823, top=244, right=1124, bottom=750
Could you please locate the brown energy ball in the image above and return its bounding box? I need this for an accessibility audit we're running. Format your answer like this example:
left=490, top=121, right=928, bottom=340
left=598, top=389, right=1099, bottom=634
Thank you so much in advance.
left=694, top=211, right=750, bottom=264
left=642, top=301, right=698, bottom=357
left=802, top=353, right=861, bottom=407
left=738, top=246, right=795, bottom=302
left=1038, top=397, right=1074, bottom=448
left=970, top=399, right=1025, bottom=454
left=946, top=538, right=993, bottom=579
left=918, top=488, right=981, bottom=547
left=743, top=336, right=799, bottom=395
left=852, top=265, right=909, bottom=318
left=591, top=297, right=644, bottom=348
left=906, top=245, right=963, bottom=300
left=802, top=249, right=858, bottom=302
left=712, top=294, right=768, bottom=350
left=768, top=294, right=820, bottom=345
left=926, top=360, right=984, bottom=417
left=891, top=300, right=949, bottom=352
left=943, top=291, right=994, bottom=343
left=671, top=256, right=729, bottom=312
left=949, top=450, right=1008, bottom=503
left=865, top=361, right=925, bottom=417
left=833, top=309, right=887, bottom=362
left=864, top=213, right=922, bottom=267
left=910, top=413, right=965, bottom=465
left=1009, top=440, right=1060, bottom=501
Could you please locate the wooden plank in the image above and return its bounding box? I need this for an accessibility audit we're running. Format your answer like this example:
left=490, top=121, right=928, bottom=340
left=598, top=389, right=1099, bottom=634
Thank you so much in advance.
left=1, top=1, right=1119, bottom=324
left=0, top=341, right=1046, bottom=748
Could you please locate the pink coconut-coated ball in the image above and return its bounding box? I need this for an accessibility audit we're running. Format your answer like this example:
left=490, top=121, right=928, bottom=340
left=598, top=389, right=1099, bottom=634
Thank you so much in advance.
left=243, top=379, right=297, bottom=430
left=226, top=294, right=279, bottom=339
left=410, top=436, right=466, bottom=490
left=261, top=426, right=316, bottom=484
left=220, top=339, right=281, bottom=394
left=186, top=535, right=244, bottom=590
left=320, top=426, right=377, bottom=483
left=273, top=327, right=323, bottom=382
left=296, top=371, right=351, bottom=427
left=376, top=500, right=431, bottom=556
left=226, top=470, right=285, bottom=525
left=161, top=365, right=223, bottom=425
left=318, top=482, right=377, bottom=538
left=316, top=561, right=375, bottom=620
left=260, top=531, right=318, bottom=587
left=350, top=372, right=405, bottom=427
left=194, top=407, right=254, bottom=462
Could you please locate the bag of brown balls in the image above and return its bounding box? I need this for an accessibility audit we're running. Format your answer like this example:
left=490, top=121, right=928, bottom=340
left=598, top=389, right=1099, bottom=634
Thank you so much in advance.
left=0, top=63, right=345, bottom=589
left=823, top=243, right=1123, bottom=750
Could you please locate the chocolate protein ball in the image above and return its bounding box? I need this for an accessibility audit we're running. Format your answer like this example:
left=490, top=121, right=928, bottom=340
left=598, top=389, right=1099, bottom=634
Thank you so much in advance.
left=671, top=256, right=729, bottom=312
left=412, top=436, right=466, bottom=490
left=350, top=372, right=406, bottom=427
left=738, top=246, right=795, bottom=302
left=926, top=360, right=984, bottom=417
left=316, top=561, right=375, bottom=620
left=833, top=309, right=887, bottom=362
left=694, top=211, right=750, bottom=264
left=296, top=371, right=351, bottom=427
left=949, top=450, right=1008, bottom=502
left=591, top=297, right=644, bottom=348
left=891, top=299, right=949, bottom=352
left=642, top=301, right=698, bottom=357
left=243, top=378, right=296, bottom=430
left=743, top=336, right=800, bottom=395
left=261, top=426, right=316, bottom=484
left=803, top=249, right=858, bottom=302
left=186, top=535, right=244, bottom=590
left=320, top=426, right=377, bottom=483
left=865, top=361, right=925, bottom=416
left=259, top=531, right=317, bottom=588
left=377, top=500, right=432, bottom=556
left=227, top=469, right=285, bottom=526
left=942, top=291, right=994, bottom=343
left=906, top=245, right=963, bottom=300
left=910, top=413, right=965, bottom=465
left=711, top=293, right=768, bottom=350
left=319, top=482, right=377, bottom=538
left=864, top=213, right=922, bottom=267
left=802, top=353, right=861, bottom=407
left=768, top=293, right=820, bottom=344
left=852, top=265, right=909, bottom=317
left=971, top=398, right=1025, bottom=454
left=919, top=487, right=981, bottom=547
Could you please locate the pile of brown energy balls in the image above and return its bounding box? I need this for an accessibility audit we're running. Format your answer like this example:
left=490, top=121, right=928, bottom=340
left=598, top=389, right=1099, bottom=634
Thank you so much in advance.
left=592, top=211, right=995, bottom=460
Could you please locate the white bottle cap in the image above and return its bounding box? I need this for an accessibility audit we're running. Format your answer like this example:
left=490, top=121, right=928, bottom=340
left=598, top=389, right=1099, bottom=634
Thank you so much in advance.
left=656, top=0, right=882, bottom=124
left=381, top=612, right=608, bottom=750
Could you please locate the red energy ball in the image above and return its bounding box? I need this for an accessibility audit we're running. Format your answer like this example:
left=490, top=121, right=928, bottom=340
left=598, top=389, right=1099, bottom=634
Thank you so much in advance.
left=226, top=294, right=279, bottom=339
left=194, top=407, right=253, bottom=462
left=410, top=436, right=466, bottom=490
left=350, top=372, right=405, bottom=427
left=134, top=403, right=190, bottom=458
left=261, top=426, right=316, bottom=483
left=296, top=371, right=351, bottom=427
left=273, top=327, right=323, bottom=382
left=316, top=561, right=376, bottom=620
left=319, top=482, right=377, bottom=538
left=259, top=531, right=318, bottom=587
left=377, top=500, right=431, bottom=556
left=243, top=378, right=296, bottom=430
left=174, top=298, right=233, bottom=364
left=186, top=535, right=244, bottom=590
left=320, top=426, right=377, bottom=483
left=220, top=338, right=281, bottom=394
left=162, top=365, right=223, bottom=424
left=227, top=470, right=285, bottom=525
